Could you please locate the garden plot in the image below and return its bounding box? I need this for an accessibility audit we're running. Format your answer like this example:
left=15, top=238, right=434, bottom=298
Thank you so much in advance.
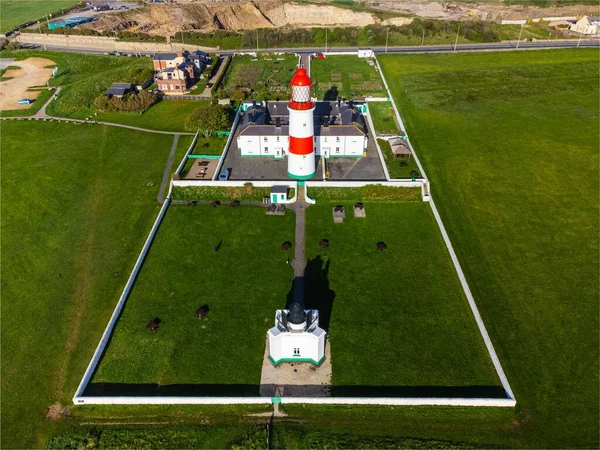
left=222, top=54, right=298, bottom=100
left=310, top=56, right=387, bottom=100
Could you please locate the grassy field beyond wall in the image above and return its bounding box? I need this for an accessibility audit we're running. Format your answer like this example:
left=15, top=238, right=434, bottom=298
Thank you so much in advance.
left=376, top=49, right=599, bottom=447
left=1, top=121, right=174, bottom=448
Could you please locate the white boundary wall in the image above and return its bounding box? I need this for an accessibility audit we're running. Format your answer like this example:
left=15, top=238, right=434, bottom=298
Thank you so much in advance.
left=174, top=132, right=199, bottom=176
left=75, top=396, right=515, bottom=407
left=374, top=55, right=516, bottom=403
left=173, top=180, right=298, bottom=190
left=212, top=107, right=243, bottom=180
left=362, top=108, right=391, bottom=181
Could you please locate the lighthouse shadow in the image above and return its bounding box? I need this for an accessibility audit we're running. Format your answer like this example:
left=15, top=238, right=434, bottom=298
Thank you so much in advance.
left=323, top=86, right=339, bottom=102
left=285, top=256, right=335, bottom=331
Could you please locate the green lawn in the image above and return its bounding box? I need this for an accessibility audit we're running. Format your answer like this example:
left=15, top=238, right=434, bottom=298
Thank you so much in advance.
left=310, top=56, right=387, bottom=100
left=368, top=101, right=398, bottom=135
left=95, top=100, right=210, bottom=132
left=1, top=121, right=174, bottom=449
left=222, top=54, right=297, bottom=100
left=305, top=202, right=500, bottom=391
left=375, top=49, right=599, bottom=447
left=92, top=205, right=295, bottom=388
left=0, top=0, right=78, bottom=32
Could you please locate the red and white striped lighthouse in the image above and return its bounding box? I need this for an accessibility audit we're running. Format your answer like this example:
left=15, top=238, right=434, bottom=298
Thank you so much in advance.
left=287, top=68, right=316, bottom=180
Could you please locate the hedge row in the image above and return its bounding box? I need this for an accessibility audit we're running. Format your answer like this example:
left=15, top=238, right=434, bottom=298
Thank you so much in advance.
left=171, top=184, right=270, bottom=202
left=308, top=185, right=421, bottom=202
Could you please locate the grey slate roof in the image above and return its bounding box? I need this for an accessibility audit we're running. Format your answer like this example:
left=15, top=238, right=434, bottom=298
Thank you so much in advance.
left=106, top=82, right=135, bottom=97
left=154, top=53, right=179, bottom=61
left=239, top=101, right=366, bottom=137
left=271, top=185, right=289, bottom=193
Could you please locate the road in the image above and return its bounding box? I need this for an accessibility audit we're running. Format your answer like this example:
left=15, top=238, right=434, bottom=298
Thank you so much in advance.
left=18, top=39, right=599, bottom=57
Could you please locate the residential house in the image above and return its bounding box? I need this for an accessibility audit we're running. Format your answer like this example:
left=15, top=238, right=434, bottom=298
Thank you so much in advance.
left=237, top=101, right=368, bottom=159
left=152, top=50, right=210, bottom=94
left=569, top=16, right=600, bottom=35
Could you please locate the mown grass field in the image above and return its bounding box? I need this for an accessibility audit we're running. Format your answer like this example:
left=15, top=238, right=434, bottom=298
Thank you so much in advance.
left=222, top=54, right=297, bottom=100
left=305, top=202, right=500, bottom=391
left=378, top=138, right=420, bottom=179
left=310, top=56, right=387, bottom=100
left=368, top=101, right=397, bottom=135
left=1, top=121, right=174, bottom=449
left=92, top=206, right=295, bottom=388
left=0, top=0, right=78, bottom=32
left=373, top=49, right=599, bottom=447
left=95, top=99, right=210, bottom=132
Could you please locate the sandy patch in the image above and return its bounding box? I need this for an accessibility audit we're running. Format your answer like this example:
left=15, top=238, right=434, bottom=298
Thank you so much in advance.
left=259, top=336, right=332, bottom=397
left=0, top=57, right=54, bottom=111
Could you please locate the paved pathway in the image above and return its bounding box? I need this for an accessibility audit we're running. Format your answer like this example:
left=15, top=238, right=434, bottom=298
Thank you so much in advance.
left=157, top=134, right=180, bottom=204
left=287, top=188, right=310, bottom=303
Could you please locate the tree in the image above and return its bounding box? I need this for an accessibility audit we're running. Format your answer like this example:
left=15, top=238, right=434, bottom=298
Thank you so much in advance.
left=184, top=105, right=230, bottom=135
left=232, top=89, right=246, bottom=103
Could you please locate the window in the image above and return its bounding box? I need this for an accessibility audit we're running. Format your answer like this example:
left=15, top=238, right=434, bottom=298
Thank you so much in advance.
left=336, top=137, right=340, bottom=142
left=293, top=348, right=300, bottom=356
left=276, top=136, right=280, bottom=142
left=264, top=137, right=268, bottom=142
left=264, top=147, right=269, bottom=153
left=175, top=85, right=180, bottom=90
left=335, top=147, right=340, bottom=153
left=324, top=137, right=328, bottom=143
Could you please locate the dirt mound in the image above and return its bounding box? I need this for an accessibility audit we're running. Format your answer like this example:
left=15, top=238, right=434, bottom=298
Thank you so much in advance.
left=212, top=2, right=274, bottom=30
left=0, top=57, right=54, bottom=111
left=261, top=2, right=375, bottom=28
left=82, top=1, right=386, bottom=36
left=46, top=402, right=70, bottom=421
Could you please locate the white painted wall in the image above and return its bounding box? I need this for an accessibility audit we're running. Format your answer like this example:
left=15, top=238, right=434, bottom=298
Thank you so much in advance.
left=238, top=134, right=366, bottom=158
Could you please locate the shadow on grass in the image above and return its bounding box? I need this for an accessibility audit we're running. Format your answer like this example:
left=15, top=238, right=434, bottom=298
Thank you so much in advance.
left=285, top=256, right=335, bottom=331
left=85, top=258, right=506, bottom=400
left=84, top=383, right=507, bottom=398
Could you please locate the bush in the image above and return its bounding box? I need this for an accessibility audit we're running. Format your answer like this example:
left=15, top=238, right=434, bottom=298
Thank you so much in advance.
left=184, top=104, right=231, bottom=135
left=171, top=185, right=271, bottom=202
left=307, top=185, right=421, bottom=202
left=127, top=66, right=154, bottom=85
left=94, top=91, right=159, bottom=112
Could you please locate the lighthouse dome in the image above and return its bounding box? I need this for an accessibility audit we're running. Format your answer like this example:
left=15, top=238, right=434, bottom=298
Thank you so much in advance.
left=291, top=68, right=311, bottom=87
left=287, top=302, right=307, bottom=325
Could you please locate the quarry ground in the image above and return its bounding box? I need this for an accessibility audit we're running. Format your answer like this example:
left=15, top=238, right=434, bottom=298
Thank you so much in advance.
left=0, top=57, right=54, bottom=110
left=79, top=1, right=600, bottom=36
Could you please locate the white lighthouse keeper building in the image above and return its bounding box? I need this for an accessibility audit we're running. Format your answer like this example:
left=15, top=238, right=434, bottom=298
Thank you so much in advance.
left=287, top=68, right=316, bottom=180
left=268, top=302, right=326, bottom=365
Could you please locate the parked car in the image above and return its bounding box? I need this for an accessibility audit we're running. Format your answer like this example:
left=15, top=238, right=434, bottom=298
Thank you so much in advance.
left=17, top=98, right=32, bottom=105
left=205, top=82, right=214, bottom=89
left=218, top=168, right=230, bottom=181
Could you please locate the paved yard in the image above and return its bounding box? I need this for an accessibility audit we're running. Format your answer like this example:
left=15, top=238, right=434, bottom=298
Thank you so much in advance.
left=327, top=121, right=386, bottom=181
